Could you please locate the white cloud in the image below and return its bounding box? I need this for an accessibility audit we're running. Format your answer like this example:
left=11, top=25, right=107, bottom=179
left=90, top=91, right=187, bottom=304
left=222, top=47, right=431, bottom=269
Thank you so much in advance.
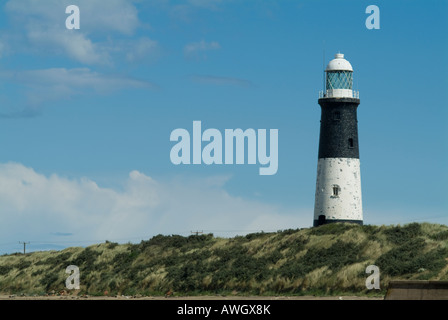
left=125, top=37, right=161, bottom=63
left=0, top=162, right=310, bottom=252
left=3, top=0, right=154, bottom=65
left=0, top=68, right=155, bottom=116
left=9, top=68, right=153, bottom=91
left=184, top=40, right=221, bottom=59
left=75, top=0, right=141, bottom=35
left=27, top=29, right=111, bottom=66
left=5, top=0, right=141, bottom=35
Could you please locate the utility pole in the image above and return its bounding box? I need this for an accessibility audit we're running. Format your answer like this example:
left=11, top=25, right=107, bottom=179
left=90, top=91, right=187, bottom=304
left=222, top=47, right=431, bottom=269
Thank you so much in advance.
left=191, top=231, right=203, bottom=236
left=19, top=241, right=30, bottom=254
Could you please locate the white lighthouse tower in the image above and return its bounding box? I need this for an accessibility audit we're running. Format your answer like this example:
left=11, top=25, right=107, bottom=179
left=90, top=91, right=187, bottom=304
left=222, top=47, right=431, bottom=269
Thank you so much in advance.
left=313, top=53, right=363, bottom=227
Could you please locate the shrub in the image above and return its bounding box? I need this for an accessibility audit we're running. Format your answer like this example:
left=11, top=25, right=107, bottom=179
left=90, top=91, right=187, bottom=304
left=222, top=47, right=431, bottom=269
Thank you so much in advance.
left=36, top=252, right=72, bottom=266
left=375, top=238, right=427, bottom=276
left=429, top=230, right=448, bottom=241
left=16, top=260, right=32, bottom=270
left=281, top=236, right=309, bottom=257
left=383, top=223, right=422, bottom=245
left=112, top=250, right=140, bottom=272
left=106, top=241, right=119, bottom=249
left=0, top=265, right=13, bottom=275
left=143, top=233, right=214, bottom=251
left=278, top=240, right=364, bottom=279
left=69, top=247, right=101, bottom=273
left=109, top=280, right=117, bottom=290
left=278, top=229, right=300, bottom=236
left=32, top=269, right=45, bottom=276
left=309, top=223, right=356, bottom=236
left=245, top=231, right=270, bottom=240
left=265, top=250, right=283, bottom=264
left=39, top=273, right=60, bottom=291
left=361, top=224, right=381, bottom=239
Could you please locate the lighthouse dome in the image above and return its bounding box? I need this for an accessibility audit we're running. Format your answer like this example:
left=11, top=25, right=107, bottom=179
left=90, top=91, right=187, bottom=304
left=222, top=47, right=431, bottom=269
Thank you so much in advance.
left=326, top=53, right=353, bottom=72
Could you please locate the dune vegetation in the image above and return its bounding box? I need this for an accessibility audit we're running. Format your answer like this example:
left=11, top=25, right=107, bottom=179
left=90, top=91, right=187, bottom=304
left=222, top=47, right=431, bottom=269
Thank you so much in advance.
left=0, top=222, right=447, bottom=297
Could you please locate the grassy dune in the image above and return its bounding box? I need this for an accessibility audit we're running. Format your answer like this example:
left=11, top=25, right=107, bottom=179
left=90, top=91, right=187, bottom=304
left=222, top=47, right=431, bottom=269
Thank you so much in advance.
left=0, top=222, right=447, bottom=297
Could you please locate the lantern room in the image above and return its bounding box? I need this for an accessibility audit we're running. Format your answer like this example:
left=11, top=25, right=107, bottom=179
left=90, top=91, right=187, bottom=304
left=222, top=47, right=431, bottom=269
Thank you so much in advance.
left=320, top=53, right=359, bottom=99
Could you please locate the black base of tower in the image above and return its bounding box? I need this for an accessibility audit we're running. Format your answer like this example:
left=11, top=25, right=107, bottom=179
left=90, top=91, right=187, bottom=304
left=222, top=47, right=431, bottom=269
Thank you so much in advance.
left=313, top=216, right=363, bottom=227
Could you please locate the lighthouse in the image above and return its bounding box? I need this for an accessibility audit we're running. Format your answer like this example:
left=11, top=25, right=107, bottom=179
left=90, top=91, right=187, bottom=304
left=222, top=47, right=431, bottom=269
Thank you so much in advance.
left=313, top=53, right=363, bottom=227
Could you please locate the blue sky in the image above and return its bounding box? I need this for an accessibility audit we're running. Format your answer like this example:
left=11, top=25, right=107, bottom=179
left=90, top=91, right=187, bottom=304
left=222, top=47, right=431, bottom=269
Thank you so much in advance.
left=0, top=0, right=446, bottom=254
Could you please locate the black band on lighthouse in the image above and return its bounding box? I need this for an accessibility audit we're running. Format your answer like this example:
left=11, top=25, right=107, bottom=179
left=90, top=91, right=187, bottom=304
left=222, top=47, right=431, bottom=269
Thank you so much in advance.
left=317, top=97, right=360, bottom=159
left=313, top=217, right=363, bottom=227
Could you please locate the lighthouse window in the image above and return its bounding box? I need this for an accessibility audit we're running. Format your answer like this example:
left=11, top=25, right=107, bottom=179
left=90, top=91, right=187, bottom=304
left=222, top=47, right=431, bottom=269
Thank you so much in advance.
left=326, top=71, right=353, bottom=90
left=334, top=111, right=341, bottom=120
left=348, top=138, right=354, bottom=148
left=332, top=185, right=340, bottom=197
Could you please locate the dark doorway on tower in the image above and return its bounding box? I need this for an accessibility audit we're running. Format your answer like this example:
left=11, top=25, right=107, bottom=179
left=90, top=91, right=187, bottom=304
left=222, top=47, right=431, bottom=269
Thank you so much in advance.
left=318, top=215, right=326, bottom=225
